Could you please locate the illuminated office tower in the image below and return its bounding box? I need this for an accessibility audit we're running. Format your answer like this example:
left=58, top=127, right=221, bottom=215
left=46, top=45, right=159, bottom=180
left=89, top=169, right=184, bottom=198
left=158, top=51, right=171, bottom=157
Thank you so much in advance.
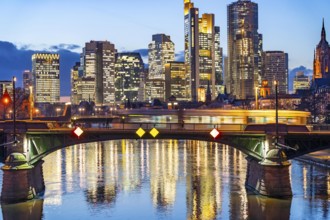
left=115, top=53, right=144, bottom=102
left=32, top=53, right=60, bottom=103
left=198, top=14, right=215, bottom=101
left=227, top=0, right=262, bottom=99
left=214, top=26, right=224, bottom=95
left=184, top=0, right=200, bottom=102
left=22, top=70, right=33, bottom=94
left=82, top=41, right=117, bottom=105
left=71, top=62, right=82, bottom=105
left=164, top=62, right=187, bottom=101
left=148, top=34, right=175, bottom=101
left=313, top=19, right=330, bottom=79
left=262, top=51, right=288, bottom=94
left=293, top=71, right=310, bottom=93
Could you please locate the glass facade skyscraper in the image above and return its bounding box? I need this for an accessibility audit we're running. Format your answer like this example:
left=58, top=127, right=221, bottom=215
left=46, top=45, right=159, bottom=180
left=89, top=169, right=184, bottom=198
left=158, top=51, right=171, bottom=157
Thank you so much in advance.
left=82, top=41, right=117, bottom=105
left=148, top=34, right=175, bottom=101
left=32, top=53, right=60, bottom=103
left=262, top=51, right=288, bottom=94
left=227, top=0, right=262, bottom=99
left=115, top=53, right=144, bottom=102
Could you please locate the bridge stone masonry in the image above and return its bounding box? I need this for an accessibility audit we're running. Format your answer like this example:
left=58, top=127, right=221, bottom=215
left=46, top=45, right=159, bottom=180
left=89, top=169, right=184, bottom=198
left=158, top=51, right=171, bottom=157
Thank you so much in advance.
left=0, top=110, right=330, bottom=203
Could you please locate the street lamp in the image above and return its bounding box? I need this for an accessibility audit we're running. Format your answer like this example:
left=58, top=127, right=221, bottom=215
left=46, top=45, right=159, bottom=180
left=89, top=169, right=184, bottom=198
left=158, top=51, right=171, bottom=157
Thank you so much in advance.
left=29, top=86, right=34, bottom=120
left=12, top=76, right=16, bottom=143
left=274, top=80, right=278, bottom=143
left=56, top=107, right=61, bottom=116
left=255, top=86, right=259, bottom=110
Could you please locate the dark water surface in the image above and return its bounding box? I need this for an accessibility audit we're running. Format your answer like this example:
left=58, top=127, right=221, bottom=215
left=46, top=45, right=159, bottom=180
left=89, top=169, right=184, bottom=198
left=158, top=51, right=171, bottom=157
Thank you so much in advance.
left=1, top=139, right=329, bottom=219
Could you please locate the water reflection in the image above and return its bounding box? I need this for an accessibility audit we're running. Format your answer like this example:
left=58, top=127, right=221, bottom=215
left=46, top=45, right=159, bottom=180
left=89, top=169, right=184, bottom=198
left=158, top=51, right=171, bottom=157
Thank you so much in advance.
left=0, top=139, right=329, bottom=219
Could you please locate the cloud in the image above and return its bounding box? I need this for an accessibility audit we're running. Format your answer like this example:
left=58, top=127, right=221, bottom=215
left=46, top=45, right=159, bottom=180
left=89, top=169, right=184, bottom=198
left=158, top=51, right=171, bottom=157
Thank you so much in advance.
left=0, top=41, right=80, bottom=96
left=175, top=51, right=184, bottom=62
left=49, top=44, right=80, bottom=51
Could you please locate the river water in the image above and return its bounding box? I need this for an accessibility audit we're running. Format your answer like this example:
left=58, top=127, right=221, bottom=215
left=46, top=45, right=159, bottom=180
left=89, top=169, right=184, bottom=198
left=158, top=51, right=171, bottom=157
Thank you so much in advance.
left=1, top=139, right=329, bottom=220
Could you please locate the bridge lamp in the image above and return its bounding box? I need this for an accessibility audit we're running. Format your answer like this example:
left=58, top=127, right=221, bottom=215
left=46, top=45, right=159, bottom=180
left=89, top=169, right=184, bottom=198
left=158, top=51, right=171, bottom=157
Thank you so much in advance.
left=1, top=89, right=12, bottom=119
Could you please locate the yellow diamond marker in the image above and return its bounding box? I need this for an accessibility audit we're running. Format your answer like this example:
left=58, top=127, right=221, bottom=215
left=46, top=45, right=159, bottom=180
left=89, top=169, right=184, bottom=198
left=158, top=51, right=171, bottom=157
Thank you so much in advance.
left=149, top=128, right=159, bottom=138
left=136, top=127, right=146, bottom=138
left=210, top=128, right=220, bottom=139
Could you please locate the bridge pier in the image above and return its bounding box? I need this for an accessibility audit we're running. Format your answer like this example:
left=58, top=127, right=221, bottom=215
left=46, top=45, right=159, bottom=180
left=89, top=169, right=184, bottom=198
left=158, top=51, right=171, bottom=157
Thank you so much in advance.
left=1, top=153, right=45, bottom=203
left=245, top=149, right=292, bottom=198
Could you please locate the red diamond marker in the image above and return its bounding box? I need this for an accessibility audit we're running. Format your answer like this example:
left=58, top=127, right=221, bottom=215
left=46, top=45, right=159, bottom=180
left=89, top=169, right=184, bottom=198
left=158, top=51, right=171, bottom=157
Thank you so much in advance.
left=73, top=126, right=84, bottom=138
left=210, top=128, right=220, bottom=139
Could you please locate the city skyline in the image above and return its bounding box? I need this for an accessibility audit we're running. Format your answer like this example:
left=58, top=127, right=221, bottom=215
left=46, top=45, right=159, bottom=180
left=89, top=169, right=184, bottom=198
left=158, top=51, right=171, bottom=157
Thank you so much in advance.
left=0, top=0, right=329, bottom=95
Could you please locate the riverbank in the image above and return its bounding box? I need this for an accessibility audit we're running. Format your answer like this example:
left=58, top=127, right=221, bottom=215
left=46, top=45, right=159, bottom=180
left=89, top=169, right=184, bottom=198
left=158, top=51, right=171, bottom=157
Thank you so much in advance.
left=296, top=149, right=330, bottom=168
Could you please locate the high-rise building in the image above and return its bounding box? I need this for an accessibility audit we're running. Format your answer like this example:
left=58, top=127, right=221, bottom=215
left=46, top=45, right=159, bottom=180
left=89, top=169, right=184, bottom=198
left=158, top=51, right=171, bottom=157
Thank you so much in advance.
left=148, top=34, right=175, bottom=101
left=164, top=62, right=187, bottom=101
left=313, top=19, right=330, bottom=79
left=262, top=51, right=288, bottom=94
left=214, top=26, right=224, bottom=95
left=198, top=13, right=215, bottom=101
left=293, top=71, right=310, bottom=93
left=32, top=53, right=60, bottom=103
left=227, top=0, right=262, bottom=99
left=184, top=0, right=223, bottom=102
left=82, top=41, right=117, bottom=105
left=115, top=53, right=144, bottom=102
left=22, top=70, right=33, bottom=94
left=184, top=0, right=200, bottom=102
left=71, top=62, right=81, bottom=105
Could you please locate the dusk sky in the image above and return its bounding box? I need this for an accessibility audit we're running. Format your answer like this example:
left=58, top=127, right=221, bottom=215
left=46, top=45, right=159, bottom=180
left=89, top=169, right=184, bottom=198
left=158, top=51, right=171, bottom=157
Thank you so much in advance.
left=0, top=0, right=330, bottom=94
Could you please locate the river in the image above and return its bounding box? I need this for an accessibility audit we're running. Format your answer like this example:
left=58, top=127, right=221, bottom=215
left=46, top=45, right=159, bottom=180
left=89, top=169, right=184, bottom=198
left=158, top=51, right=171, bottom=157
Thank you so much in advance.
left=1, top=139, right=329, bottom=219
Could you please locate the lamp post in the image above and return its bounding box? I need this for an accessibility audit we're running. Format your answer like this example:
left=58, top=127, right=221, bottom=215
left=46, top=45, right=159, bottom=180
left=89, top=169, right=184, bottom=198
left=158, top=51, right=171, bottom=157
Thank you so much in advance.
left=255, top=86, right=259, bottom=110
left=29, top=86, right=34, bottom=120
left=274, top=80, right=278, bottom=144
left=13, top=76, right=16, bottom=143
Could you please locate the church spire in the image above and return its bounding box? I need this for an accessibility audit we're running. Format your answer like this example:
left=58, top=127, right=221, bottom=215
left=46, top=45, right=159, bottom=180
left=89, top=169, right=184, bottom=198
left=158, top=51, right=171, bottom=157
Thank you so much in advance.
left=322, top=18, right=326, bottom=40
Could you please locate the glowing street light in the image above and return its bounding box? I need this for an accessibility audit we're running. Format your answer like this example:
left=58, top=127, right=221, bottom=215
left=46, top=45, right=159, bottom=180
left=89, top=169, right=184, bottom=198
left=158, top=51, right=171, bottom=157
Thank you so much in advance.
left=274, top=80, right=279, bottom=144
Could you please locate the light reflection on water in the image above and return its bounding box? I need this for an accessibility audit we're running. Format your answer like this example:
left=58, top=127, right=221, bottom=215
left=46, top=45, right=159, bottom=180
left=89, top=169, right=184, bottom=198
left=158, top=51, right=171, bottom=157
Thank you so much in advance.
left=0, top=139, right=329, bottom=220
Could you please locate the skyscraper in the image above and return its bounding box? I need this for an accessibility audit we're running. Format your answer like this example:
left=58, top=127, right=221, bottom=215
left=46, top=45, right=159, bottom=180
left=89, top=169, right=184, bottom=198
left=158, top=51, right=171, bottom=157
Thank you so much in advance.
left=22, top=70, right=33, bottom=94
left=227, top=0, right=262, bottom=99
left=71, top=62, right=81, bottom=105
left=164, top=61, right=187, bottom=101
left=82, top=41, right=117, bottom=105
left=115, top=53, right=144, bottom=102
left=184, top=0, right=200, bottom=102
left=313, top=19, right=330, bottom=79
left=184, top=0, right=223, bottom=102
left=147, top=34, right=175, bottom=101
left=262, top=51, right=288, bottom=94
left=198, top=13, right=215, bottom=101
left=32, top=53, right=60, bottom=103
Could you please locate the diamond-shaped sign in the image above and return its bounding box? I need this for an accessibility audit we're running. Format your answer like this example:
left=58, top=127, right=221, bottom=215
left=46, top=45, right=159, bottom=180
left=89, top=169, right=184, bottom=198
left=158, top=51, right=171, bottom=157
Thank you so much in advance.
left=150, top=128, right=159, bottom=138
left=210, top=128, right=220, bottom=139
left=136, top=127, right=146, bottom=138
left=73, top=126, right=84, bottom=138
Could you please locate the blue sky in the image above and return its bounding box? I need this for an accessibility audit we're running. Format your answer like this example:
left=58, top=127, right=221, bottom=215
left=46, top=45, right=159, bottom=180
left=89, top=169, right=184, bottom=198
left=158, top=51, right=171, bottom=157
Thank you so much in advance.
left=0, top=0, right=329, bottom=68
left=0, top=0, right=329, bottom=94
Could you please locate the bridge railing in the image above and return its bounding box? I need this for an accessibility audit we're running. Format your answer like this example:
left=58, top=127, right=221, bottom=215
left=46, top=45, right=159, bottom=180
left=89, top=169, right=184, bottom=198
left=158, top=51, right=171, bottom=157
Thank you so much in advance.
left=307, top=124, right=330, bottom=132
left=80, top=122, right=247, bottom=132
